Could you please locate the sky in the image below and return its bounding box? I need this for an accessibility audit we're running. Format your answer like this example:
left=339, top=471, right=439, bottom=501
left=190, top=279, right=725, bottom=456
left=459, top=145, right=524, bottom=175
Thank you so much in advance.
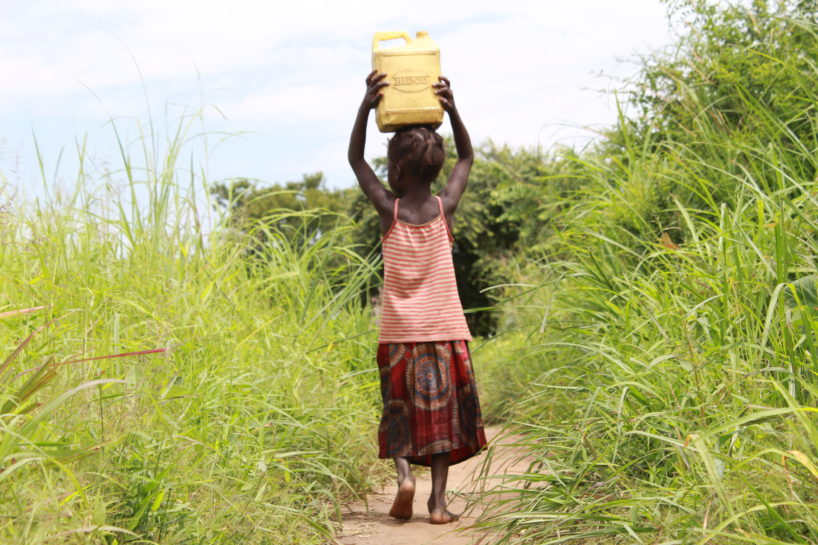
left=0, top=1, right=677, bottom=197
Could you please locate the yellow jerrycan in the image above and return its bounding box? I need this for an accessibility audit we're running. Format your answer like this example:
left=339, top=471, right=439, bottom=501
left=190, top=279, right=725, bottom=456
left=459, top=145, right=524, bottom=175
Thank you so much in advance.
left=372, top=31, right=443, bottom=133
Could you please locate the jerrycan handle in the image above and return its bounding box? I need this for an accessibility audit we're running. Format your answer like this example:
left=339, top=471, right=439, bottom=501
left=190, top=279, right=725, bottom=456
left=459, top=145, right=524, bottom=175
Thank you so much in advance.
left=372, top=31, right=412, bottom=52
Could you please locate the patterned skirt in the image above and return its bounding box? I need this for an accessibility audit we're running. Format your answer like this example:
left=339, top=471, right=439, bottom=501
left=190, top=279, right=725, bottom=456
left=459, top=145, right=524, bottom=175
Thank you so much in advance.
left=376, top=340, right=487, bottom=466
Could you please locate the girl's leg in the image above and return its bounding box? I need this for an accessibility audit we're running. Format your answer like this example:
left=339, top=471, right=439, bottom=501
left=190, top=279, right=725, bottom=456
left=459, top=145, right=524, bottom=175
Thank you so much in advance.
left=428, top=451, right=458, bottom=524
left=389, top=456, right=415, bottom=519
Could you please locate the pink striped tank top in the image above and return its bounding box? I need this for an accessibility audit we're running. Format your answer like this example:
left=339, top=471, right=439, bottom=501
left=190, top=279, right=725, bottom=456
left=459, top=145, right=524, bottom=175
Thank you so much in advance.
left=378, top=196, right=472, bottom=343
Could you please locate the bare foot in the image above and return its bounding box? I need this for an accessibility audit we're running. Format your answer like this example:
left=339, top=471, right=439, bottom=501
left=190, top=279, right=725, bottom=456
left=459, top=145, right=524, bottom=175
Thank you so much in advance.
left=429, top=509, right=459, bottom=524
left=388, top=476, right=415, bottom=520
left=427, top=497, right=459, bottom=524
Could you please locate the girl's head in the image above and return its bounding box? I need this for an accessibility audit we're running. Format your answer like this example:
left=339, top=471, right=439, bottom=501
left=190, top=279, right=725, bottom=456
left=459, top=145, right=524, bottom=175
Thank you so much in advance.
left=387, top=126, right=445, bottom=193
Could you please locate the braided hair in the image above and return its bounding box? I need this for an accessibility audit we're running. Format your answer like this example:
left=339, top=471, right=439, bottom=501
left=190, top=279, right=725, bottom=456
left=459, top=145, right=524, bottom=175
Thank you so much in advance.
left=387, top=125, right=445, bottom=183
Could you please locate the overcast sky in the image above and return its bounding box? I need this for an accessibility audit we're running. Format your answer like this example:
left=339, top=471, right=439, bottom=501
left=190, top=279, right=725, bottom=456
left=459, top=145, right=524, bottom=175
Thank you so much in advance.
left=0, top=1, right=676, bottom=196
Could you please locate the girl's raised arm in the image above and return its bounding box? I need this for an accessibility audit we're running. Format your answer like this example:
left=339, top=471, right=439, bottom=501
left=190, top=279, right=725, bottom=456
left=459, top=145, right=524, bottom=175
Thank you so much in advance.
left=348, top=71, right=394, bottom=217
left=435, top=76, right=474, bottom=216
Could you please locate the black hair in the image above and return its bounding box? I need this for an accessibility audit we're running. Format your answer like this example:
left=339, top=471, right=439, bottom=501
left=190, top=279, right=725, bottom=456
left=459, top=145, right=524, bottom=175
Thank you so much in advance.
left=387, top=125, right=445, bottom=183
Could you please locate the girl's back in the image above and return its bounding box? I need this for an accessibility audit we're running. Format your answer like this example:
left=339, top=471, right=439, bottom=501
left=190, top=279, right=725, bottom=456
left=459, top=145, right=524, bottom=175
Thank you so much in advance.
left=379, top=195, right=471, bottom=343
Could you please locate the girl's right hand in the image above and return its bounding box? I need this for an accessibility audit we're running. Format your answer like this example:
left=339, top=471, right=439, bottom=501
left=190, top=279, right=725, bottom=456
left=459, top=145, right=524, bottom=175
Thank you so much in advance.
left=433, top=76, right=456, bottom=112
left=362, top=71, right=389, bottom=110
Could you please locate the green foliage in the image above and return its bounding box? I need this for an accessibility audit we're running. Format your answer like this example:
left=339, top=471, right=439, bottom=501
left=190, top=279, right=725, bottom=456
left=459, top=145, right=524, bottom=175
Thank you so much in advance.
left=627, top=0, right=818, bottom=208
left=475, top=1, right=818, bottom=542
left=0, top=115, right=382, bottom=544
left=210, top=172, right=359, bottom=249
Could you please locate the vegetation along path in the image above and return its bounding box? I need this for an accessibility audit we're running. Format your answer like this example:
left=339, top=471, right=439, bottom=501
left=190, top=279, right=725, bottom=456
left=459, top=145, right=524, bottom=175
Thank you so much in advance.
left=335, top=427, right=529, bottom=545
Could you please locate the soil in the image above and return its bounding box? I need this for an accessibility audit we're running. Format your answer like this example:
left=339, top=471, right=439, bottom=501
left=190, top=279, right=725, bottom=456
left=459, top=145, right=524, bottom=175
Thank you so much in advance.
left=334, top=427, right=529, bottom=545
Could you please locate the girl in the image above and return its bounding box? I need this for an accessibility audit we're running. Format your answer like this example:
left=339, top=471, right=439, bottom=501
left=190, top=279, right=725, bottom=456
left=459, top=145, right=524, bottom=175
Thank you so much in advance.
left=348, top=71, right=487, bottom=524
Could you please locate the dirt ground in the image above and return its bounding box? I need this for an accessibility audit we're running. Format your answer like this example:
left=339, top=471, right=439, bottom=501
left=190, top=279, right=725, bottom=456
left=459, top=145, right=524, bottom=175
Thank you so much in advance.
left=334, top=427, right=530, bottom=545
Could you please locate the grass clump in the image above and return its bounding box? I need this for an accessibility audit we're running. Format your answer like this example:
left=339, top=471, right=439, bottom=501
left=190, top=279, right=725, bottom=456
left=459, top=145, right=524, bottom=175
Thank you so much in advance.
left=475, top=2, right=818, bottom=543
left=0, top=110, right=382, bottom=544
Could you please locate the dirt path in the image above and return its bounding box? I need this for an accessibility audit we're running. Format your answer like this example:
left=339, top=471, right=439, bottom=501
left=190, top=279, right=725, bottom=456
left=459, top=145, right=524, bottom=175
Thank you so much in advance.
left=335, top=427, right=527, bottom=545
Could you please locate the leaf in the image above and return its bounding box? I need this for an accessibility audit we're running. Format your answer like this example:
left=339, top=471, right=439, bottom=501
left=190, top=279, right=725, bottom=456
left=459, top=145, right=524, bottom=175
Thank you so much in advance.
left=784, top=274, right=818, bottom=313
left=783, top=450, right=818, bottom=482
left=0, top=306, right=46, bottom=319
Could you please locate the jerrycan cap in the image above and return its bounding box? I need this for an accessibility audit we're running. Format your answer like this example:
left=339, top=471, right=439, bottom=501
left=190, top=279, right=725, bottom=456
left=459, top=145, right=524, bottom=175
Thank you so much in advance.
left=416, top=30, right=429, bottom=38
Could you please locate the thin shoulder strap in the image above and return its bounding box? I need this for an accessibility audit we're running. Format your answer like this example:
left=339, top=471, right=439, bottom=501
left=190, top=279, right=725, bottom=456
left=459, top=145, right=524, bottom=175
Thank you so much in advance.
left=436, top=195, right=454, bottom=241
left=393, top=198, right=400, bottom=220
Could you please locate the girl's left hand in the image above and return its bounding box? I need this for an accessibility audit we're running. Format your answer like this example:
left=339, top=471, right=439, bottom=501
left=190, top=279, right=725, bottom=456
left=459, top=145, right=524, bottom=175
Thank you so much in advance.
left=433, top=76, right=456, bottom=112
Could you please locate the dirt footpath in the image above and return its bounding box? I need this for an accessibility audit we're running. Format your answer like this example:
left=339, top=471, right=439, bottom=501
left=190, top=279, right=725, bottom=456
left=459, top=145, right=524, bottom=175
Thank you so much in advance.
left=335, top=427, right=528, bottom=545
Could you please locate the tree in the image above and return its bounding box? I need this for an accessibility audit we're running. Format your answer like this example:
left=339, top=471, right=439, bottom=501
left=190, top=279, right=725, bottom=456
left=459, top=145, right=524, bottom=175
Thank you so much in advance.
left=210, top=172, right=359, bottom=249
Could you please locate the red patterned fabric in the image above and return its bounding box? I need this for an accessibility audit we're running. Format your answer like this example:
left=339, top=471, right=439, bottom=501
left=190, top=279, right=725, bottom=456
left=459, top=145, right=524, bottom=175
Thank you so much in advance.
left=376, top=340, right=487, bottom=466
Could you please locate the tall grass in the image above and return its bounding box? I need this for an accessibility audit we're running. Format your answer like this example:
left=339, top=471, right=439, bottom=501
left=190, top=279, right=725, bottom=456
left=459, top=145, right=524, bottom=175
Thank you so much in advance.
left=0, top=110, right=382, bottom=544
left=475, top=12, right=818, bottom=545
